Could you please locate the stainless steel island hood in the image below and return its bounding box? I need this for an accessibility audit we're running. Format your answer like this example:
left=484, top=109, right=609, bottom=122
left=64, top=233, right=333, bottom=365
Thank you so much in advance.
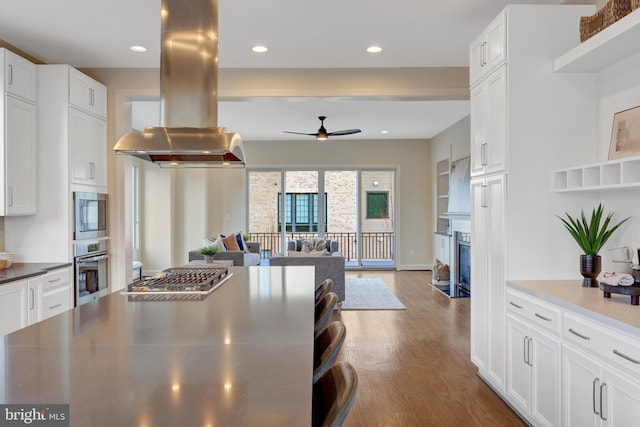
left=113, top=0, right=245, bottom=167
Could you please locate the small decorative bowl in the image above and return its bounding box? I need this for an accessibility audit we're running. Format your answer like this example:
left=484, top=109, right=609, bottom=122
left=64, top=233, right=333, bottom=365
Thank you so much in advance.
left=0, top=252, right=14, bottom=270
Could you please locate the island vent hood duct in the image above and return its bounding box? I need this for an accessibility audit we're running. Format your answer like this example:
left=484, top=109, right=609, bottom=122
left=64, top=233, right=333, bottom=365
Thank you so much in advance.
left=113, top=0, right=245, bottom=168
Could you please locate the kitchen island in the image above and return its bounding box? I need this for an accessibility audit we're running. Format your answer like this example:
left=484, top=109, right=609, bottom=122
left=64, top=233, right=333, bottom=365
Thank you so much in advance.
left=0, top=266, right=315, bottom=426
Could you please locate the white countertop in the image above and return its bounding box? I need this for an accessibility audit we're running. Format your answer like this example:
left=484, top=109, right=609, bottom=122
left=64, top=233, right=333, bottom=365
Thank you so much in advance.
left=508, top=279, right=640, bottom=338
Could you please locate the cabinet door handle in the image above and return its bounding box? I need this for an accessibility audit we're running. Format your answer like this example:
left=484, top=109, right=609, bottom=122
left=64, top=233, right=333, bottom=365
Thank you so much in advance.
left=49, top=303, right=62, bottom=310
left=89, top=88, right=94, bottom=106
left=600, top=383, right=607, bottom=421
left=613, top=349, right=640, bottom=364
left=8, top=64, right=13, bottom=85
left=523, top=336, right=529, bottom=365
left=90, top=162, right=95, bottom=179
left=7, top=186, right=13, bottom=207
left=568, top=328, right=590, bottom=340
left=592, top=378, right=600, bottom=415
left=481, top=184, right=488, bottom=208
left=534, top=312, right=552, bottom=322
left=482, top=42, right=487, bottom=66
left=527, top=338, right=533, bottom=367
left=30, top=288, right=34, bottom=310
left=509, top=301, right=523, bottom=309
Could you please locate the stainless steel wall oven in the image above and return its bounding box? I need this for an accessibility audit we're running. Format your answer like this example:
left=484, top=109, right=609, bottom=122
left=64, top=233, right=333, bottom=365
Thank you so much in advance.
left=74, top=240, right=109, bottom=306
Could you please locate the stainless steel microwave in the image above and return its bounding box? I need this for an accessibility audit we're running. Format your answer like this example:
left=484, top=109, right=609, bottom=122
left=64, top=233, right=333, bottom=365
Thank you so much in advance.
left=73, top=192, right=108, bottom=240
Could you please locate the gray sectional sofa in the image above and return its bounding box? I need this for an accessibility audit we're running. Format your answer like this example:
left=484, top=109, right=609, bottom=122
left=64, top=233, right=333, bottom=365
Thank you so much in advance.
left=188, top=242, right=262, bottom=266
left=270, top=240, right=345, bottom=306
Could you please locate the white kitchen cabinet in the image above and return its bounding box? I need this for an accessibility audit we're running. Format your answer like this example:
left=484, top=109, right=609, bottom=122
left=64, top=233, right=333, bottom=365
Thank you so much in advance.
left=470, top=173, right=506, bottom=392
left=69, top=67, right=107, bottom=119
left=3, top=95, right=37, bottom=215
left=469, top=11, right=506, bottom=87
left=0, top=279, right=28, bottom=336
left=469, top=65, right=506, bottom=177
left=0, top=48, right=37, bottom=216
left=469, top=3, right=596, bottom=410
left=41, top=267, right=72, bottom=320
left=69, top=107, right=107, bottom=187
left=1, top=48, right=36, bottom=103
left=507, top=314, right=562, bottom=427
left=563, top=343, right=640, bottom=427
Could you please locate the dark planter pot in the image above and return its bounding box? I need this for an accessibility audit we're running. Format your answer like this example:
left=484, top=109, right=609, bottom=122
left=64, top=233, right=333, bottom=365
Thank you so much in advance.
left=580, top=255, right=601, bottom=287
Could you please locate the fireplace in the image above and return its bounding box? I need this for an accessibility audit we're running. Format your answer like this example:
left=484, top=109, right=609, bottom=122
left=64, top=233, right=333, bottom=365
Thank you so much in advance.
left=454, top=231, right=471, bottom=297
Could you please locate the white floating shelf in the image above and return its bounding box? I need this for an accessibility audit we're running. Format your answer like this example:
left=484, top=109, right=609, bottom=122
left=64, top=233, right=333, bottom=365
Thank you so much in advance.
left=553, top=156, right=640, bottom=191
left=553, top=9, right=640, bottom=73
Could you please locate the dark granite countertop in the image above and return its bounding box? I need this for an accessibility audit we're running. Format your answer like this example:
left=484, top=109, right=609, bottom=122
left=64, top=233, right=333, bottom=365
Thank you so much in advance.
left=0, top=262, right=73, bottom=285
left=1, top=266, right=315, bottom=426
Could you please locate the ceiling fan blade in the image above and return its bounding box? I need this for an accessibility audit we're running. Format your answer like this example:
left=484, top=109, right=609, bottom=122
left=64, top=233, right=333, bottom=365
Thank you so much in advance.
left=327, top=129, right=362, bottom=136
left=283, top=131, right=319, bottom=136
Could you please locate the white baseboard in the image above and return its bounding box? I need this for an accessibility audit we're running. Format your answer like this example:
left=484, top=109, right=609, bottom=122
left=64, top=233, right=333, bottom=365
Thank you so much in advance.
left=397, top=263, right=431, bottom=271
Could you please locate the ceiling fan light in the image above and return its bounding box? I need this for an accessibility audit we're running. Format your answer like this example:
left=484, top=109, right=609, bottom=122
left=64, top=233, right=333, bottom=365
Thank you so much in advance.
left=316, top=134, right=328, bottom=141
left=366, top=45, right=382, bottom=53
left=252, top=45, right=268, bottom=53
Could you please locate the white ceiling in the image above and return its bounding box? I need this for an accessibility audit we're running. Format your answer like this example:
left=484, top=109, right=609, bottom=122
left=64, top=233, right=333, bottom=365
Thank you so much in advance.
left=0, top=0, right=591, bottom=141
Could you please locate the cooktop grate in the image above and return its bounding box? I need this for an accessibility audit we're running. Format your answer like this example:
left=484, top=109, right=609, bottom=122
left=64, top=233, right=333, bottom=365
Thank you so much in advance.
left=121, top=266, right=231, bottom=296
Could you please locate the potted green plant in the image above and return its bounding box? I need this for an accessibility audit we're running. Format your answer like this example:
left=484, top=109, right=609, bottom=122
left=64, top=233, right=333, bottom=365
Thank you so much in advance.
left=198, top=245, right=219, bottom=263
left=558, top=204, right=630, bottom=287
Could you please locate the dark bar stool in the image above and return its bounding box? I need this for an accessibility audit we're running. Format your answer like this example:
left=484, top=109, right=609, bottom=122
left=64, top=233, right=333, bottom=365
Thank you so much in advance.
left=315, top=278, right=333, bottom=303
left=313, top=320, right=346, bottom=383
left=312, top=360, right=358, bottom=427
left=314, top=292, right=337, bottom=338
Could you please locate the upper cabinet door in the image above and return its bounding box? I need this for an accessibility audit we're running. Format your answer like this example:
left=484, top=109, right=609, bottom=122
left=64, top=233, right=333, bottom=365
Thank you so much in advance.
left=69, top=68, right=107, bottom=119
left=469, top=11, right=507, bottom=87
left=4, top=96, right=37, bottom=215
left=2, top=49, right=36, bottom=102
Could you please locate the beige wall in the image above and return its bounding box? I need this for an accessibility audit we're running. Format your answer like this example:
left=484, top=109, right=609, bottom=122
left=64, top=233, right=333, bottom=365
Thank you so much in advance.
left=246, top=139, right=431, bottom=269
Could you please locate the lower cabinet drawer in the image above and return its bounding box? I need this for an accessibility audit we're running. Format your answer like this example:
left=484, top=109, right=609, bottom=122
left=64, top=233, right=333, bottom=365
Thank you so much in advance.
left=43, top=268, right=71, bottom=291
left=42, top=286, right=71, bottom=320
left=507, top=289, right=562, bottom=335
left=563, top=311, right=640, bottom=377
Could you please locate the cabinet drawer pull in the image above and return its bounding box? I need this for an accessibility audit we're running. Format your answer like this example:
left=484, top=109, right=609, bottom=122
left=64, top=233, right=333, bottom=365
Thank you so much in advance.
left=534, top=312, right=551, bottom=322
left=613, top=349, right=640, bottom=364
left=509, top=301, right=523, bottom=309
left=592, top=378, right=600, bottom=415
left=48, top=303, right=62, bottom=310
left=568, top=328, right=590, bottom=340
left=48, top=278, right=61, bottom=283
left=600, top=383, right=607, bottom=421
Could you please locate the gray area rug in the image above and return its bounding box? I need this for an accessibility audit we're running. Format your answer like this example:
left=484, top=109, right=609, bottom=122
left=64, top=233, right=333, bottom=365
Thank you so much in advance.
left=342, top=278, right=406, bottom=310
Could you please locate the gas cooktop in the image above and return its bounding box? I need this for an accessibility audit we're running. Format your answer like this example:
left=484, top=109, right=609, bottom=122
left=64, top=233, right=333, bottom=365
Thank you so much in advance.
left=121, top=266, right=231, bottom=300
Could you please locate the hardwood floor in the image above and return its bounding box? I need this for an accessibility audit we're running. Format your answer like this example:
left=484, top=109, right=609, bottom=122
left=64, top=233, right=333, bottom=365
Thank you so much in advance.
left=334, top=270, right=526, bottom=427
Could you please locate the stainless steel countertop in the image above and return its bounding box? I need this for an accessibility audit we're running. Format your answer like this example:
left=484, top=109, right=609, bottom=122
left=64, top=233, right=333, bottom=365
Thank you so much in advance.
left=0, top=262, right=72, bottom=285
left=0, top=266, right=315, bottom=426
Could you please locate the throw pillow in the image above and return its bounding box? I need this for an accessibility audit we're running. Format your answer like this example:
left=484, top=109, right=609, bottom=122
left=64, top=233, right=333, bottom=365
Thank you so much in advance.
left=235, top=232, right=246, bottom=251
left=222, top=234, right=240, bottom=251
left=211, top=237, right=226, bottom=253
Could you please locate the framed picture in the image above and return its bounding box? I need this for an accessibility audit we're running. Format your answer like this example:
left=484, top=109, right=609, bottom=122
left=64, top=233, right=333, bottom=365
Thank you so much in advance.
left=609, top=105, right=640, bottom=160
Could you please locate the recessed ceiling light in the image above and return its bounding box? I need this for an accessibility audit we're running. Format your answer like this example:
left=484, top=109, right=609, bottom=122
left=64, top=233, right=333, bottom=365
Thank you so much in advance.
left=130, top=45, right=148, bottom=53
left=381, top=130, right=389, bottom=134
left=252, top=45, right=268, bottom=53
left=367, top=46, right=382, bottom=54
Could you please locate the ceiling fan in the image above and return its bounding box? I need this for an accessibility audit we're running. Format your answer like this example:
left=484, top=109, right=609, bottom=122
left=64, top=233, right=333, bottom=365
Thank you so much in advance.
left=283, top=116, right=361, bottom=141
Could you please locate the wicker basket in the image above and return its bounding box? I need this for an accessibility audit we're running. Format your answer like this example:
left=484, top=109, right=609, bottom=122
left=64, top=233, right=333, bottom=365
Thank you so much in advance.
left=632, top=0, right=639, bottom=11
left=580, top=0, right=632, bottom=42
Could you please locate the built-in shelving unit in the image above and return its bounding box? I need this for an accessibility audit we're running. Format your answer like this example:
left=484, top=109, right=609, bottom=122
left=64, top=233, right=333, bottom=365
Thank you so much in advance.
left=553, top=155, right=640, bottom=192
left=553, top=9, right=640, bottom=73
left=551, top=7, right=640, bottom=193
left=436, top=158, right=450, bottom=234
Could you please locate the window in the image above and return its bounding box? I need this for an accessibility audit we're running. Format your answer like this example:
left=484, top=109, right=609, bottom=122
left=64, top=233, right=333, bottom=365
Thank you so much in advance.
left=278, top=193, right=327, bottom=232
left=366, top=191, right=389, bottom=218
